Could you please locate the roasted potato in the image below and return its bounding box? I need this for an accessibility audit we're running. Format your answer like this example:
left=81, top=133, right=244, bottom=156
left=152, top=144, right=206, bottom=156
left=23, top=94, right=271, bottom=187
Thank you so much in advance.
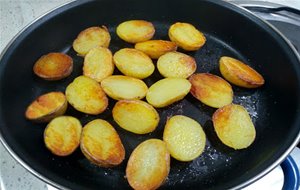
left=169, top=22, right=206, bottom=51
left=157, top=51, right=196, bottom=78
left=135, top=40, right=177, bottom=59
left=83, top=47, right=114, bottom=82
left=44, top=116, right=82, bottom=156
left=25, top=92, right=67, bottom=123
left=116, top=20, right=155, bottom=43
left=113, top=48, right=154, bottom=79
left=213, top=104, right=256, bottom=149
left=126, top=139, right=170, bottom=190
left=163, top=115, right=206, bottom=161
left=73, top=26, right=111, bottom=56
left=219, top=56, right=265, bottom=88
left=80, top=119, right=125, bottom=167
left=146, top=78, right=191, bottom=108
left=101, top=75, right=148, bottom=100
left=65, top=76, right=108, bottom=115
left=112, top=100, right=159, bottom=134
left=189, top=73, right=233, bottom=108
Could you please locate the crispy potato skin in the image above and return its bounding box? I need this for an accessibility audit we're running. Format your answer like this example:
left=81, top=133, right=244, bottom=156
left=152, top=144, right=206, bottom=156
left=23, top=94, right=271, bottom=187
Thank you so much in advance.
left=135, top=40, right=177, bottom=59
left=219, top=56, right=265, bottom=88
left=126, top=139, right=170, bottom=190
left=116, top=20, right=155, bottom=43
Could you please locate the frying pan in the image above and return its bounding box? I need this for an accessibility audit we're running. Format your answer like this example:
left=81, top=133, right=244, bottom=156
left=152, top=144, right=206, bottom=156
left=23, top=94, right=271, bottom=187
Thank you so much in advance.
left=0, top=0, right=300, bottom=189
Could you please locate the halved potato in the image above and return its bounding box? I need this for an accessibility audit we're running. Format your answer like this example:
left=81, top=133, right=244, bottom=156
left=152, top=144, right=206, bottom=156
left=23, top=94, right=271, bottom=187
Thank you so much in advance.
left=135, top=40, right=177, bottom=59
left=44, top=116, right=82, bottom=156
left=212, top=104, right=256, bottom=149
left=189, top=73, right=233, bottom=108
left=80, top=119, right=125, bottom=167
left=169, top=22, right=206, bottom=51
left=25, top=92, right=67, bottom=123
left=101, top=75, right=148, bottom=100
left=65, top=76, right=108, bottom=115
left=33, top=53, right=73, bottom=80
left=146, top=78, right=191, bottom=108
left=157, top=51, right=196, bottom=78
left=126, top=139, right=170, bottom=190
left=73, top=26, right=111, bottom=56
left=163, top=115, right=206, bottom=161
left=83, top=47, right=114, bottom=82
left=116, top=20, right=155, bottom=43
left=113, top=48, right=154, bottom=79
left=112, top=100, right=159, bottom=134
left=219, top=56, right=265, bottom=88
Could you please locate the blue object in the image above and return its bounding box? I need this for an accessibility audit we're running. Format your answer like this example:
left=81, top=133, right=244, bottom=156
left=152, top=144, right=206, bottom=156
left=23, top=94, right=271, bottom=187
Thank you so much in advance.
left=282, top=156, right=300, bottom=190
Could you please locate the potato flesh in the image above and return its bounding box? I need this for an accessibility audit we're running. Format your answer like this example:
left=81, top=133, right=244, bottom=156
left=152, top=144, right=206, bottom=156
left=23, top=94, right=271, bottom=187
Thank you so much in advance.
left=135, top=40, right=177, bottom=59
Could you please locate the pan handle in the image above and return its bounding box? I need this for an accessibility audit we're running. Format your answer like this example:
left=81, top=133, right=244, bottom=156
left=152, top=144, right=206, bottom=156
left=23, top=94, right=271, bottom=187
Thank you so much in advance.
left=244, top=6, right=300, bottom=16
left=281, top=155, right=300, bottom=190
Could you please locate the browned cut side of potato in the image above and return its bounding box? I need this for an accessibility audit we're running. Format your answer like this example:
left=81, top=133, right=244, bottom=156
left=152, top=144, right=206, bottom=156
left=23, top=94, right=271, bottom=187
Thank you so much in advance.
left=126, top=139, right=170, bottom=190
left=113, top=48, right=154, bottom=79
left=212, top=104, right=256, bottom=149
left=112, top=100, right=159, bottom=134
left=33, top=53, right=73, bottom=80
left=83, top=47, right=114, bottom=82
left=116, top=20, right=155, bottom=43
left=73, top=26, right=111, bottom=56
left=80, top=119, right=125, bottom=167
left=157, top=51, right=197, bottom=78
left=135, top=40, right=177, bottom=59
left=44, top=116, right=82, bottom=156
left=25, top=92, right=67, bottom=123
left=189, top=73, right=233, bottom=108
left=219, top=56, right=265, bottom=88
left=169, top=22, right=206, bottom=51
left=65, top=76, right=108, bottom=115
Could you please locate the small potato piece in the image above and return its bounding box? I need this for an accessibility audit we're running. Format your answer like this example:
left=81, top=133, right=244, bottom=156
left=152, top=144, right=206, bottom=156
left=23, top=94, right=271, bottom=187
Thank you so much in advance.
left=169, top=22, right=206, bottom=51
left=135, top=40, right=177, bottom=59
left=113, top=48, right=154, bottom=79
left=112, top=100, right=159, bottom=134
left=163, top=115, right=206, bottom=162
left=146, top=78, right=191, bottom=108
left=126, top=139, right=170, bottom=190
left=44, top=116, right=82, bottom=156
left=73, top=26, right=111, bottom=56
left=189, top=73, right=233, bottom=108
left=25, top=92, right=67, bottom=123
left=219, top=56, right=265, bottom=88
left=157, top=51, right=196, bottom=78
left=65, top=76, right=108, bottom=115
left=80, top=119, right=125, bottom=167
left=116, top=20, right=155, bottom=43
left=212, top=104, right=256, bottom=149
left=83, top=47, right=114, bottom=82
left=33, top=53, right=73, bottom=80
left=101, top=75, right=148, bottom=100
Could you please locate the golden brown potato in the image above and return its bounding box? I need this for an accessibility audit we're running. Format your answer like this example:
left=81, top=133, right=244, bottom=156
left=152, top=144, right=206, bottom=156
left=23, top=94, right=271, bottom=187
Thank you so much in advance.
left=169, top=22, right=206, bottom=51
left=112, top=100, right=159, bottom=134
left=44, top=116, right=82, bottom=156
left=189, top=73, right=233, bottom=108
left=73, top=26, right=111, bottom=56
left=101, top=75, right=148, bottom=100
left=135, top=40, right=177, bottom=59
left=126, top=139, right=170, bottom=190
left=157, top=51, right=196, bottom=78
left=83, top=47, right=114, bottom=82
left=113, top=48, right=154, bottom=79
left=146, top=78, right=191, bottom=108
left=219, top=56, right=265, bottom=88
left=25, top=92, right=67, bottom=123
left=116, top=20, right=155, bottom=43
left=80, top=119, right=125, bottom=167
left=65, top=76, right=108, bottom=115
left=212, top=104, right=256, bottom=149
left=163, top=115, right=206, bottom=161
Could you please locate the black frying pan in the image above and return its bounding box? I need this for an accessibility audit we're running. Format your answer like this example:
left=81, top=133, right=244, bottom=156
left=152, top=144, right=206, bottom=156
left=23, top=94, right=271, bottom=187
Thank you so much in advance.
left=1, top=0, right=300, bottom=189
